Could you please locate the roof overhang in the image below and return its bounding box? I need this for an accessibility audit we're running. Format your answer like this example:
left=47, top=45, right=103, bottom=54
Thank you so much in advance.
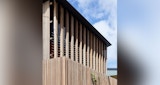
left=43, top=0, right=111, bottom=47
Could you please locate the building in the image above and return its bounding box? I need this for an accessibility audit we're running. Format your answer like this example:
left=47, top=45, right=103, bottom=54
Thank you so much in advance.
left=43, top=0, right=116, bottom=85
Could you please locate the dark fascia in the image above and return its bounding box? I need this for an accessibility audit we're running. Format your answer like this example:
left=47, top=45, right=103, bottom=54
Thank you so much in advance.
left=107, top=68, right=117, bottom=70
left=56, top=0, right=111, bottom=47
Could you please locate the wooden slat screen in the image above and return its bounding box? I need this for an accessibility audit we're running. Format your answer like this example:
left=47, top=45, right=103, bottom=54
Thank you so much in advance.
left=43, top=57, right=117, bottom=85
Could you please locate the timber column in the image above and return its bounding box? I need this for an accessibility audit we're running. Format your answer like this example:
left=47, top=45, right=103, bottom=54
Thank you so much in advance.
left=93, top=35, right=95, bottom=70
left=43, top=1, right=50, bottom=85
left=90, top=33, right=93, bottom=69
left=79, top=23, right=82, bottom=64
left=60, top=5, right=64, bottom=57
left=54, top=0, right=58, bottom=58
left=70, top=16, right=74, bottom=61
left=87, top=30, right=90, bottom=67
left=65, top=11, right=69, bottom=58
left=75, top=20, right=78, bottom=62
left=96, top=37, right=98, bottom=72
left=83, top=27, right=86, bottom=66
left=43, top=1, right=50, bottom=60
left=98, top=40, right=101, bottom=72
left=101, top=41, right=103, bottom=73
left=104, top=46, right=107, bottom=74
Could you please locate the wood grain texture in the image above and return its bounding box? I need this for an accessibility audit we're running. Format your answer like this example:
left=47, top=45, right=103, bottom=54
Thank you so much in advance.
left=43, top=57, right=116, bottom=85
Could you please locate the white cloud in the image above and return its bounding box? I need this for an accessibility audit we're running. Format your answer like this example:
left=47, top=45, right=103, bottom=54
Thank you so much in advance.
left=68, top=0, right=117, bottom=68
left=93, top=20, right=110, bottom=35
left=76, top=0, right=92, bottom=8
left=93, top=20, right=117, bottom=68
left=93, top=20, right=116, bottom=39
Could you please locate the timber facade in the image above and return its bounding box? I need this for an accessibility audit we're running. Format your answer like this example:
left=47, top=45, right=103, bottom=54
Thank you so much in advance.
left=43, top=0, right=116, bottom=85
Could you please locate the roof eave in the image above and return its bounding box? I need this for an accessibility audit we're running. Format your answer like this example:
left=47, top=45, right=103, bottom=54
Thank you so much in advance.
left=56, top=0, right=111, bottom=47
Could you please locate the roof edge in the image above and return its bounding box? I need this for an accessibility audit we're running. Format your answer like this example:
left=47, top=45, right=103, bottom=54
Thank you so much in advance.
left=56, top=0, right=111, bottom=47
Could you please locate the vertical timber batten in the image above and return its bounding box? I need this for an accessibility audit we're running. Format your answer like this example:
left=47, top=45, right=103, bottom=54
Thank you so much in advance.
left=90, top=33, right=93, bottom=69
left=65, top=10, right=69, bottom=58
left=79, top=23, right=82, bottom=64
left=87, top=29, right=90, bottom=67
left=97, top=38, right=99, bottom=72
left=101, top=41, right=103, bottom=73
left=100, top=41, right=102, bottom=73
left=93, top=35, right=95, bottom=70
left=100, top=42, right=102, bottom=73
left=103, top=44, right=105, bottom=74
left=105, top=47, right=107, bottom=74
left=99, top=40, right=101, bottom=72
left=102, top=43, right=104, bottom=74
left=96, top=37, right=98, bottom=72
left=43, top=1, right=50, bottom=85
left=83, top=27, right=86, bottom=66
left=43, top=1, right=50, bottom=60
left=75, top=20, right=78, bottom=62
left=54, top=0, right=58, bottom=58
left=60, top=5, right=64, bottom=57
left=71, top=15, right=74, bottom=61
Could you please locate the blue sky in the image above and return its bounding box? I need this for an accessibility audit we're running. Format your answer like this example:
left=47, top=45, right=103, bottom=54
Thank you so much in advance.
left=67, top=0, right=117, bottom=68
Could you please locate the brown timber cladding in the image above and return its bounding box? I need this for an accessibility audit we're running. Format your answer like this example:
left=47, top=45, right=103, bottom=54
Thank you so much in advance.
left=43, top=0, right=114, bottom=85
left=43, top=57, right=117, bottom=85
left=43, top=0, right=108, bottom=73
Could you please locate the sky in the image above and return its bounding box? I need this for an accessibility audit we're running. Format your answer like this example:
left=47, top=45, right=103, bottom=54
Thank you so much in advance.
left=67, top=0, right=117, bottom=68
